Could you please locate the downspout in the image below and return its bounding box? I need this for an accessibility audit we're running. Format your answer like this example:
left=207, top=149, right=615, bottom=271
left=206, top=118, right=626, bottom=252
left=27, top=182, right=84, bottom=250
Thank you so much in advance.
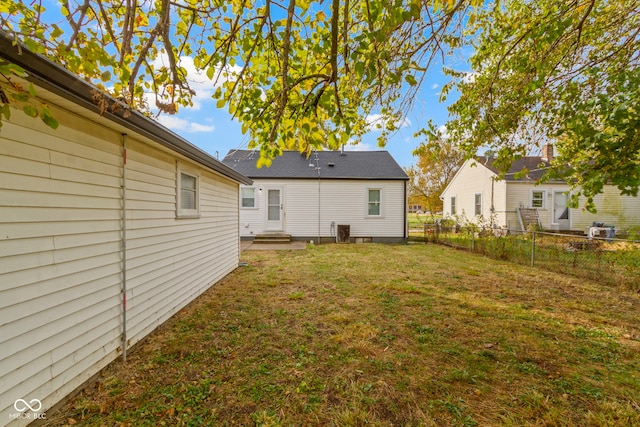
left=403, top=181, right=408, bottom=242
left=121, top=134, right=128, bottom=362
left=490, top=176, right=495, bottom=227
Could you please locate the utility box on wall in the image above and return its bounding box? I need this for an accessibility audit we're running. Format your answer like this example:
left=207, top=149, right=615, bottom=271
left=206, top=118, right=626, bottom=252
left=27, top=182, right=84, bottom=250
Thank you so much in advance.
left=337, top=224, right=350, bottom=243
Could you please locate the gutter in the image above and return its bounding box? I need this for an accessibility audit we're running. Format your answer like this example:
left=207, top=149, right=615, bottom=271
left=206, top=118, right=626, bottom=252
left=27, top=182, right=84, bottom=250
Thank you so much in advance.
left=0, top=32, right=252, bottom=186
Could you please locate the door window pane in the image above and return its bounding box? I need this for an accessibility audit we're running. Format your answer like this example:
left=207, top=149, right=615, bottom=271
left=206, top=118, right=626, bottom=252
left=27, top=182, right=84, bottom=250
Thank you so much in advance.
left=268, top=190, right=280, bottom=220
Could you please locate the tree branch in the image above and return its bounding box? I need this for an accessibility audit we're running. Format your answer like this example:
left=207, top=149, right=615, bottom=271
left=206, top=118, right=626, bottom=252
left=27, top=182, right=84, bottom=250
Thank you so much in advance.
left=268, top=0, right=296, bottom=143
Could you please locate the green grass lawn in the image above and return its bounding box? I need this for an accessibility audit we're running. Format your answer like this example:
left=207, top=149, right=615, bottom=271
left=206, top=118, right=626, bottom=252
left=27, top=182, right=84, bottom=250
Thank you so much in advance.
left=46, top=244, right=640, bottom=426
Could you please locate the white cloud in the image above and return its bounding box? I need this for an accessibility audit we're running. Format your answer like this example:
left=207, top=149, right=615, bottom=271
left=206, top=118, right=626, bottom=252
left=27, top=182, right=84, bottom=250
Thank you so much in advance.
left=345, top=142, right=375, bottom=151
left=431, top=83, right=439, bottom=89
left=156, top=115, right=215, bottom=133
left=149, top=54, right=243, bottom=112
left=189, top=122, right=217, bottom=132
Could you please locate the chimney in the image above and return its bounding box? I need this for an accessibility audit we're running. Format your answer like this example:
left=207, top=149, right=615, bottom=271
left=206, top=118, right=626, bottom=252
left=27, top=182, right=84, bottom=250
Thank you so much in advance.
left=541, top=143, right=554, bottom=162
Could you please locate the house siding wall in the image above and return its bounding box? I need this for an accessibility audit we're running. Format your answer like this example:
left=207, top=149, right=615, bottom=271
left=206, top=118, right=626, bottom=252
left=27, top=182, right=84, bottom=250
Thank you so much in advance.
left=442, top=160, right=640, bottom=233
left=504, top=183, right=557, bottom=230
left=0, top=103, right=240, bottom=425
left=571, top=188, right=640, bottom=233
left=239, top=179, right=406, bottom=240
left=441, top=159, right=499, bottom=225
left=504, top=183, right=640, bottom=232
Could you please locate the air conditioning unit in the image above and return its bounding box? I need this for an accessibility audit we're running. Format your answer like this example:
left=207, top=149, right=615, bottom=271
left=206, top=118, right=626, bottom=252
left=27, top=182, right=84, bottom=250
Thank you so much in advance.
left=337, top=224, right=350, bottom=243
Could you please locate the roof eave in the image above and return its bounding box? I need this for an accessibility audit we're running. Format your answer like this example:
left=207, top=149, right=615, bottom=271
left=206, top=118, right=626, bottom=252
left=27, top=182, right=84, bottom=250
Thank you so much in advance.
left=0, top=33, right=252, bottom=186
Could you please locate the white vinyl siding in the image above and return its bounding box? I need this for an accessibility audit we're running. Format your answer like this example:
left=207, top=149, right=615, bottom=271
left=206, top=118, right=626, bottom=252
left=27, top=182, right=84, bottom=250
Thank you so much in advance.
left=570, top=187, right=640, bottom=231
left=238, top=179, right=405, bottom=240
left=441, top=159, right=502, bottom=225
left=1, top=97, right=241, bottom=426
left=444, top=159, right=640, bottom=232
left=0, top=111, right=123, bottom=426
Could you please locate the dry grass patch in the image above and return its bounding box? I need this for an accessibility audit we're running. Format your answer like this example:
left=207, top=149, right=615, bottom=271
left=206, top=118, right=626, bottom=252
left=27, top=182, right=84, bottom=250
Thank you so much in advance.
left=45, top=244, right=640, bottom=427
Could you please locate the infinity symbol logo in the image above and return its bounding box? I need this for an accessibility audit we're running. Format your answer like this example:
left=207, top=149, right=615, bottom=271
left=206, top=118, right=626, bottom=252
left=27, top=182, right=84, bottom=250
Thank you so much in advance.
left=14, top=398, right=42, bottom=412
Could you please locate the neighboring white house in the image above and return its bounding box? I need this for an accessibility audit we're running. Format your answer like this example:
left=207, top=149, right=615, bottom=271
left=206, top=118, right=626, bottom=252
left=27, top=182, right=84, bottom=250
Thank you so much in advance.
left=222, top=150, right=409, bottom=243
left=441, top=145, right=640, bottom=234
left=0, top=36, right=251, bottom=426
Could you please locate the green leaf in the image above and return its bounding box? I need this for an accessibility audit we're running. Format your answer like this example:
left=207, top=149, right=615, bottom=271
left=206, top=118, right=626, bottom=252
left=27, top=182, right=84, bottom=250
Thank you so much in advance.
left=22, top=105, right=38, bottom=117
left=101, top=71, right=111, bottom=82
left=206, top=66, right=215, bottom=80
left=1, top=104, right=11, bottom=120
left=40, top=106, right=59, bottom=129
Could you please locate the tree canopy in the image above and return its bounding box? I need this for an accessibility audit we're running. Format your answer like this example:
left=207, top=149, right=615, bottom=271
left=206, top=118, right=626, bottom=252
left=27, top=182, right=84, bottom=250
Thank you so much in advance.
left=406, top=125, right=464, bottom=214
left=442, top=0, right=640, bottom=210
left=0, top=0, right=475, bottom=165
left=1, top=0, right=638, bottom=202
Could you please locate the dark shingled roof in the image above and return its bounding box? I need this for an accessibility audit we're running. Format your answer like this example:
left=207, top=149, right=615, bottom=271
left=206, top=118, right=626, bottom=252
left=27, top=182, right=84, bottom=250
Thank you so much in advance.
left=476, top=156, right=560, bottom=182
left=222, top=150, right=409, bottom=180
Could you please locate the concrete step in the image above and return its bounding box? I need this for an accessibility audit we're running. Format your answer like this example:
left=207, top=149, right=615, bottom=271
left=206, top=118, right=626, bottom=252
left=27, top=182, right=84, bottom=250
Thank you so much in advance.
left=254, top=233, right=291, bottom=243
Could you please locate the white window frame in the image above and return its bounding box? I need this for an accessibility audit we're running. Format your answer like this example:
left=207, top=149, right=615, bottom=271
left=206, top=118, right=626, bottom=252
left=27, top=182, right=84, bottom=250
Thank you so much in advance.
left=366, top=188, right=383, bottom=217
left=176, top=166, right=200, bottom=219
left=474, top=193, right=482, bottom=216
left=530, top=189, right=546, bottom=209
left=450, top=196, right=457, bottom=215
left=241, top=187, right=257, bottom=209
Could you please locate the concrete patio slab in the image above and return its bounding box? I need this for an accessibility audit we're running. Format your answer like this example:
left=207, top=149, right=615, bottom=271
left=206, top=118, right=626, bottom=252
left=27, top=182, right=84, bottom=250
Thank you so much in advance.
left=241, top=241, right=308, bottom=251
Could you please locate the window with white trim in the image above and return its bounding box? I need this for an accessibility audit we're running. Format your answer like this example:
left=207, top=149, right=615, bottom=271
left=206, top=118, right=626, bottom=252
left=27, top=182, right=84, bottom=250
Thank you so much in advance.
left=530, top=190, right=545, bottom=209
left=450, top=196, right=456, bottom=215
left=177, top=169, right=199, bottom=218
left=367, top=188, right=382, bottom=216
left=241, top=187, right=256, bottom=208
left=474, top=193, right=482, bottom=216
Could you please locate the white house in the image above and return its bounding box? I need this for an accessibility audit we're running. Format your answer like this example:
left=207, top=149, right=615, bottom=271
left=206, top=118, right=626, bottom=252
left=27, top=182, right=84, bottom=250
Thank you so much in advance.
left=0, top=35, right=251, bottom=426
left=222, top=150, right=409, bottom=243
left=441, top=145, right=640, bottom=234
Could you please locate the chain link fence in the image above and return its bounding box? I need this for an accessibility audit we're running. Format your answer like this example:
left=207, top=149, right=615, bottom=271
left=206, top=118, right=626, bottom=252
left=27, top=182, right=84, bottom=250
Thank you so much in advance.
left=408, top=223, right=640, bottom=290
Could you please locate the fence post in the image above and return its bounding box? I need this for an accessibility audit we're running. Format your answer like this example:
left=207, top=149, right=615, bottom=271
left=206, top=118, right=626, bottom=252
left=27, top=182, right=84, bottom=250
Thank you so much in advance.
left=423, top=222, right=427, bottom=243
left=531, top=231, right=536, bottom=267
left=471, top=229, right=475, bottom=252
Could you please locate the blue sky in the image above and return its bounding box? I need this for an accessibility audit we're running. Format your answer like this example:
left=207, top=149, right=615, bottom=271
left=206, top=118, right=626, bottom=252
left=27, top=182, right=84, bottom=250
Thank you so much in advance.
left=152, top=59, right=464, bottom=169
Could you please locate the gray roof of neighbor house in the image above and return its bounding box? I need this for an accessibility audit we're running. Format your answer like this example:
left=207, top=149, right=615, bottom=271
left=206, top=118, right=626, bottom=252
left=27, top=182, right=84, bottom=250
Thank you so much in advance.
left=223, top=150, right=409, bottom=180
left=475, top=156, right=562, bottom=182
left=0, top=32, right=252, bottom=185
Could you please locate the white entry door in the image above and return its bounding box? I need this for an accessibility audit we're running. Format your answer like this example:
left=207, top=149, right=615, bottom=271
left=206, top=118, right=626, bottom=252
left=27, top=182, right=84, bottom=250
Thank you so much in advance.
left=266, top=188, right=283, bottom=231
left=553, top=191, right=570, bottom=230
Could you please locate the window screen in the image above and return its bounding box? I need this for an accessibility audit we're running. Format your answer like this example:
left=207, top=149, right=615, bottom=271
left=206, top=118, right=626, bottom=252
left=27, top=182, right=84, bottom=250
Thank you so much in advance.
left=180, top=173, right=197, bottom=210
left=368, top=189, right=381, bottom=216
left=241, top=187, right=256, bottom=208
